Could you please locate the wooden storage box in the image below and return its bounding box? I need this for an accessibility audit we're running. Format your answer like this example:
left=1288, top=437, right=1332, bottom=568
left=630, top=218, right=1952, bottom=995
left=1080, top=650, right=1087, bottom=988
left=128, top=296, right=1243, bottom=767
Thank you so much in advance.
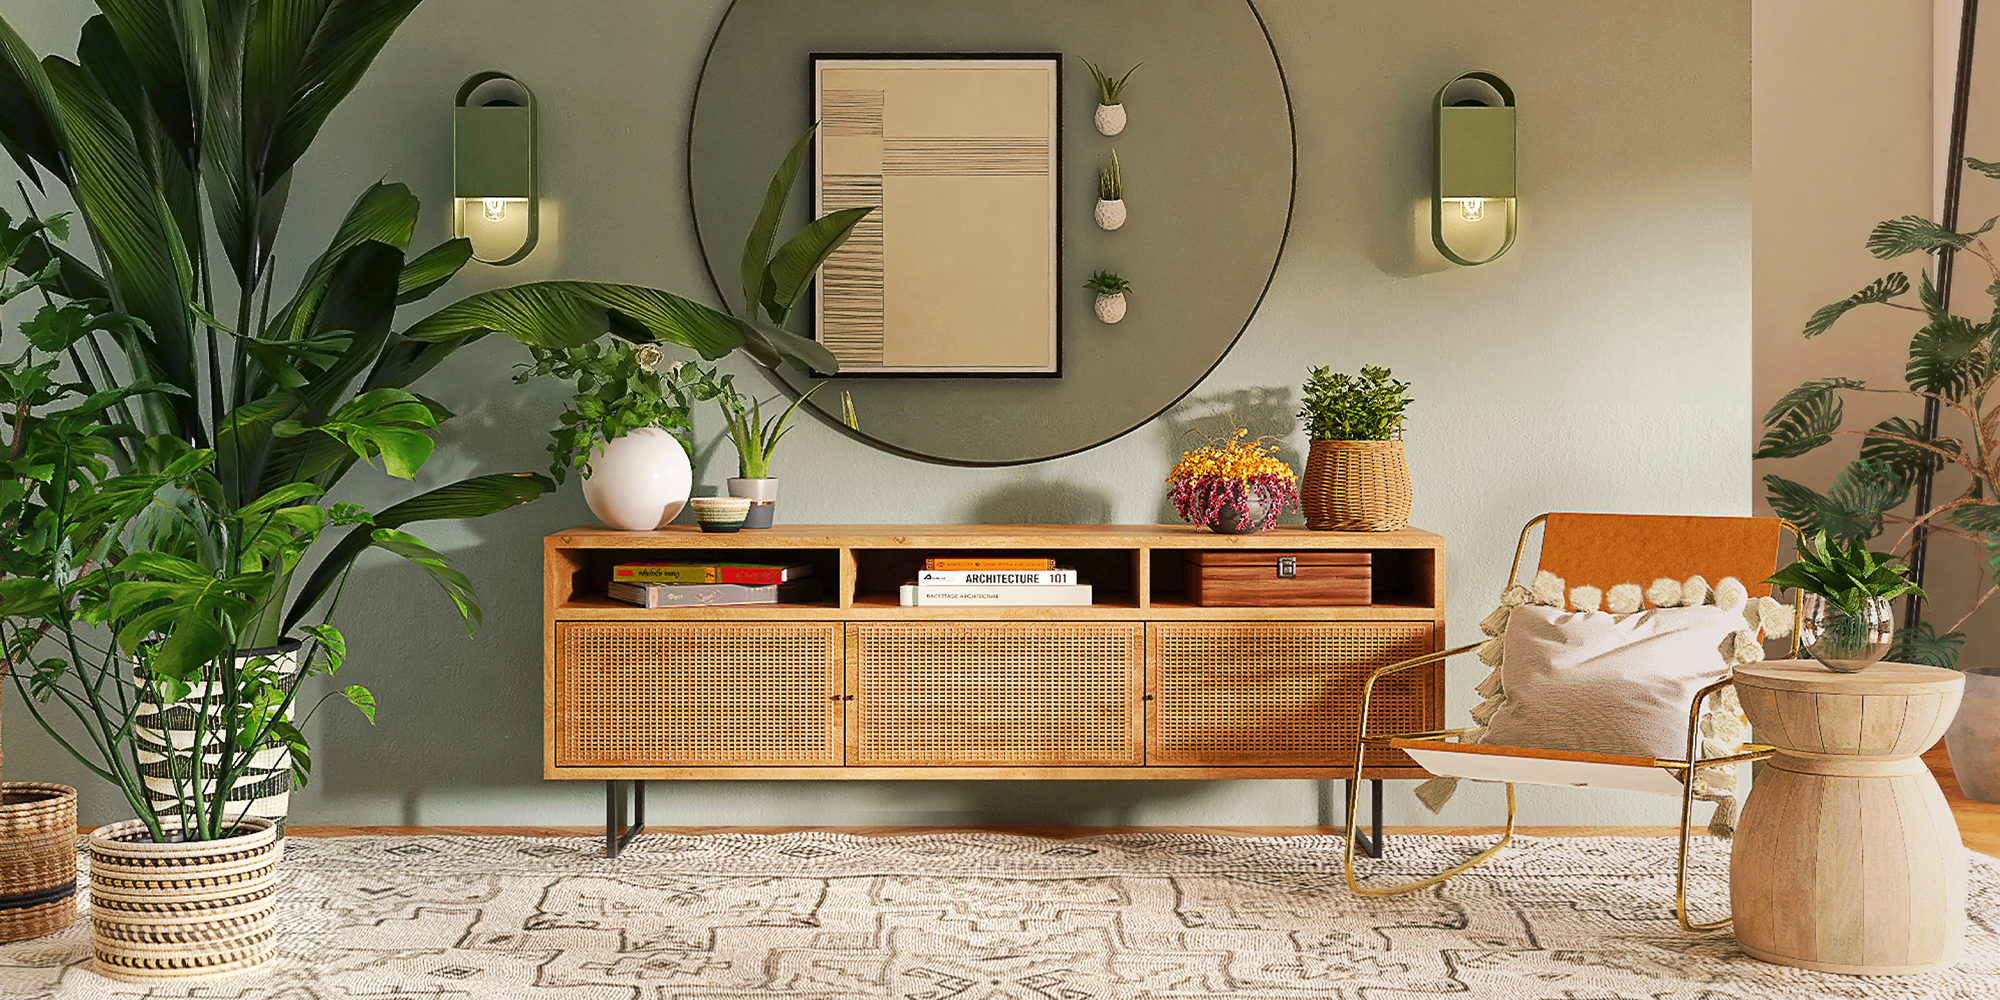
left=1184, top=550, right=1371, bottom=607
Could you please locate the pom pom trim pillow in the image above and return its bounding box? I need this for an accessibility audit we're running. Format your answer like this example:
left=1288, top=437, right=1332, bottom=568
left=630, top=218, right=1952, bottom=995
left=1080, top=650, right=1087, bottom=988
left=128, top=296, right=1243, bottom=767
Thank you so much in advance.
left=1415, top=570, right=1791, bottom=837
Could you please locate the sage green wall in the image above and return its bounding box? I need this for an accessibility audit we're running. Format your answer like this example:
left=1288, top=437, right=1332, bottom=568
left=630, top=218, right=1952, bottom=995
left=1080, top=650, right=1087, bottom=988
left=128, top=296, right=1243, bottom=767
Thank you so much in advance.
left=2, top=0, right=1752, bottom=830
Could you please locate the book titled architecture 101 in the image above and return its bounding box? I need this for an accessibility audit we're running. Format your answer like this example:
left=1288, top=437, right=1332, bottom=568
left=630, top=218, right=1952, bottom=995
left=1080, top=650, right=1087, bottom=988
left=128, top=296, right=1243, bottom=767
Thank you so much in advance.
left=916, top=568, right=1077, bottom=585
left=608, top=580, right=820, bottom=608
left=921, top=556, right=1057, bottom=571
left=898, top=583, right=1093, bottom=607
left=611, top=561, right=814, bottom=585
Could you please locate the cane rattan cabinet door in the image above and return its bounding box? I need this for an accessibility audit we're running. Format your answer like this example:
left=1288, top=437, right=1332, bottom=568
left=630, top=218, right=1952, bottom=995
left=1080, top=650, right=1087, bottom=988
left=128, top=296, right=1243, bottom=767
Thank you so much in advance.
left=555, top=622, right=842, bottom=767
left=1147, top=622, right=1438, bottom=767
left=847, top=622, right=1144, bottom=766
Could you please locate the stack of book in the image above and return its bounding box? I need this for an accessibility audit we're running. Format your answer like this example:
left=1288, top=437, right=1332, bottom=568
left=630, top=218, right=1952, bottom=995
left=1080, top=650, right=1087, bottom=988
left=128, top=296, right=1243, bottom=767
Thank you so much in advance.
left=607, top=561, right=818, bottom=608
left=899, top=557, right=1092, bottom=606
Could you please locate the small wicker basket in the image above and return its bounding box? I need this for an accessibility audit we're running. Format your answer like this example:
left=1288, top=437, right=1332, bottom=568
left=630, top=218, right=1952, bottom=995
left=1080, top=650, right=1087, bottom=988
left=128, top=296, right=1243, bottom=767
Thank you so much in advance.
left=0, top=782, right=80, bottom=942
left=1301, top=439, right=1413, bottom=531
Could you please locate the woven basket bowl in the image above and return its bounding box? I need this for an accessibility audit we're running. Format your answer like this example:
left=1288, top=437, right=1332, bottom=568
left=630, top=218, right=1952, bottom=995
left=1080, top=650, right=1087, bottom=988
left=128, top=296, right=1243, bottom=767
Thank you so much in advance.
left=0, top=782, right=79, bottom=942
left=1301, top=439, right=1413, bottom=531
left=87, top=816, right=282, bottom=982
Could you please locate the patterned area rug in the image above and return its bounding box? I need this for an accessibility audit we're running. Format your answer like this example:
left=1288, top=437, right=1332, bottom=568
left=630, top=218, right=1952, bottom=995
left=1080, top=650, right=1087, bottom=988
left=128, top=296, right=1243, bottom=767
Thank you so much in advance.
left=1, top=832, right=1996, bottom=999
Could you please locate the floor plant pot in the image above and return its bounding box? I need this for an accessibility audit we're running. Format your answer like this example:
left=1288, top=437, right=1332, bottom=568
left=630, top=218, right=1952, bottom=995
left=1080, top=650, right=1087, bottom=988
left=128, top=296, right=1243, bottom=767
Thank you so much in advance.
left=1946, top=666, right=2000, bottom=803
left=581, top=427, right=693, bottom=530
left=137, top=641, right=301, bottom=834
left=0, top=782, right=79, bottom=942
left=727, top=477, right=779, bottom=529
left=1300, top=439, right=1412, bottom=531
left=88, top=816, right=281, bottom=982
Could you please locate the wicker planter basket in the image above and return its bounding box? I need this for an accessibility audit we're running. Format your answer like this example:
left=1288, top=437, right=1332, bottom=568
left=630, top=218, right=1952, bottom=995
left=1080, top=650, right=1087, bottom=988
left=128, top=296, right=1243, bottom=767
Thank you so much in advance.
left=1301, top=439, right=1413, bottom=531
left=0, top=782, right=79, bottom=942
left=87, top=816, right=282, bottom=982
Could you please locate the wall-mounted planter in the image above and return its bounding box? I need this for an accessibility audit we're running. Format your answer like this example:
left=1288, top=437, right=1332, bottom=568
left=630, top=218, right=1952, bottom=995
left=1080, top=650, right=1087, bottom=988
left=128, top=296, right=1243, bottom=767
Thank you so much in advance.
left=1095, top=198, right=1127, bottom=230
left=1096, top=102, right=1127, bottom=136
left=1095, top=292, right=1128, bottom=323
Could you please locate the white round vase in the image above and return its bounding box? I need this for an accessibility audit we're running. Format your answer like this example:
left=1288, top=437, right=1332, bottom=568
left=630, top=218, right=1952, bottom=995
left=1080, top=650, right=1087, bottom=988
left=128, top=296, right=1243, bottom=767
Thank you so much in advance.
left=1094, top=103, right=1127, bottom=136
left=1094, top=293, right=1127, bottom=324
left=1095, top=198, right=1127, bottom=231
left=581, top=428, right=693, bottom=531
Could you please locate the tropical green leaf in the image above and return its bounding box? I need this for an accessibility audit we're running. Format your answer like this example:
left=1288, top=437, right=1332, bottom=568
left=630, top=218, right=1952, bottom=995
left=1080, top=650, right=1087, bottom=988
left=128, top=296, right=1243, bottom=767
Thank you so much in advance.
left=1967, top=157, right=2000, bottom=179
left=1760, top=377, right=1862, bottom=425
left=0, top=16, right=71, bottom=185
left=740, top=125, right=817, bottom=318
left=264, top=183, right=420, bottom=349
left=401, top=282, right=612, bottom=349
left=1755, top=380, right=1845, bottom=459
left=1868, top=214, right=1997, bottom=258
left=762, top=205, right=874, bottom=323
left=1953, top=502, right=2000, bottom=535
left=1860, top=416, right=1953, bottom=481
left=283, top=471, right=554, bottom=630
left=397, top=238, right=473, bottom=303
left=263, top=1, right=425, bottom=187
left=1762, top=458, right=1908, bottom=544
left=1905, top=313, right=1993, bottom=400
left=281, top=387, right=439, bottom=480
left=733, top=314, right=842, bottom=374
left=294, top=240, right=404, bottom=413
left=1804, top=272, right=1909, bottom=338
left=365, top=527, right=481, bottom=631
left=1890, top=621, right=1965, bottom=669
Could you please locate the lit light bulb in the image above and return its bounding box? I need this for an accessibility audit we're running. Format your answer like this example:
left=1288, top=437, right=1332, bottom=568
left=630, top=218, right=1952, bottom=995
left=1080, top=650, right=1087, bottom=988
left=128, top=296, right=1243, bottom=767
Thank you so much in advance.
left=482, top=197, right=507, bottom=222
left=1458, top=197, right=1485, bottom=223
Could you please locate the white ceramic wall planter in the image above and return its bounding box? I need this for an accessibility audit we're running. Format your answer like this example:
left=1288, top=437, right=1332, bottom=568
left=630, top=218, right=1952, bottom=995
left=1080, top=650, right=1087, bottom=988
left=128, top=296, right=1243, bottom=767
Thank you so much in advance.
left=581, top=428, right=693, bottom=531
left=1094, top=292, right=1127, bottom=323
left=1095, top=102, right=1126, bottom=136
left=1095, top=198, right=1127, bottom=231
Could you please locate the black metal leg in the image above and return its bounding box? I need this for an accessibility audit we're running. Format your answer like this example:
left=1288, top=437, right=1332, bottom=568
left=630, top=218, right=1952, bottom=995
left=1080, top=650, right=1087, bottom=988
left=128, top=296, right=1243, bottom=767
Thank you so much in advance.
left=605, top=780, right=646, bottom=859
left=1345, top=779, right=1385, bottom=859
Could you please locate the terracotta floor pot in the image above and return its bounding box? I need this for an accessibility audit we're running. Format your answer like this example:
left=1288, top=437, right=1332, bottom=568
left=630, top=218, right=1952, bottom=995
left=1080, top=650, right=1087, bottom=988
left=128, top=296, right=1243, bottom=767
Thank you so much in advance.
left=87, top=816, right=282, bottom=982
left=0, top=782, right=79, bottom=942
left=1946, top=666, right=2000, bottom=803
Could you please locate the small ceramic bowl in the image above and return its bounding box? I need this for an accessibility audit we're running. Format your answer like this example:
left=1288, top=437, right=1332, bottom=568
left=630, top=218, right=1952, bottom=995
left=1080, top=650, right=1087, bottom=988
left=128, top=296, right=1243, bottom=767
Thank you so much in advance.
left=690, top=496, right=752, bottom=533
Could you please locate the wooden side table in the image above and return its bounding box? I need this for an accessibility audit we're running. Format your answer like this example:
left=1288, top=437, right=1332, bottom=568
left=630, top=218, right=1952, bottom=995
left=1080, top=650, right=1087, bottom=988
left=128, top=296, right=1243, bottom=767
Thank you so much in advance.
left=1731, top=660, right=1967, bottom=974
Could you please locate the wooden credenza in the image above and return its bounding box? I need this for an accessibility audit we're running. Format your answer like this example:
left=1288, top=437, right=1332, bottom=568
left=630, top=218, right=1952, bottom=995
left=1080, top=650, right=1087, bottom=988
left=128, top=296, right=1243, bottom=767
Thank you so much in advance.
left=543, top=525, right=1445, bottom=787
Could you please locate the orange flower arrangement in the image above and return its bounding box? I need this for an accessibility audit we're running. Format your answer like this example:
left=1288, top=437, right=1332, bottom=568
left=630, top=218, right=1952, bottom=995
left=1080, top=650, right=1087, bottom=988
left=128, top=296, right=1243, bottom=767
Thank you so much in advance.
left=1166, top=429, right=1299, bottom=532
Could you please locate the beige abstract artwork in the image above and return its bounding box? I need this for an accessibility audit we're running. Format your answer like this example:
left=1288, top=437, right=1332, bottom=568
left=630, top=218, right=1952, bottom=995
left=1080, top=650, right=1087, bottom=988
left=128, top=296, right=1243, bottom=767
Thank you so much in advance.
left=814, top=56, right=1060, bottom=374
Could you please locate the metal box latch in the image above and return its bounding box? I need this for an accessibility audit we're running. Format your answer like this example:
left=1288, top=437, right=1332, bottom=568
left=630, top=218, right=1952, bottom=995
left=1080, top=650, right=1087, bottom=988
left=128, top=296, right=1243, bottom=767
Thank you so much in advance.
left=1277, top=557, right=1297, bottom=579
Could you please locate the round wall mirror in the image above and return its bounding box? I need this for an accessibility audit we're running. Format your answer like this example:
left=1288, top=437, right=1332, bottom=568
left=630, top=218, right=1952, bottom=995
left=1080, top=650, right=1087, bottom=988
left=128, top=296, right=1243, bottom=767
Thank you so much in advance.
left=689, top=0, right=1294, bottom=465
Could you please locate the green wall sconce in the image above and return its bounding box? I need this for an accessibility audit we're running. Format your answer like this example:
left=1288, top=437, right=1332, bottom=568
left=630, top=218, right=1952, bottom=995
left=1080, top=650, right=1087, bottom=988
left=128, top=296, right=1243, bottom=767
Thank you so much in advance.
left=454, top=71, right=539, bottom=265
left=1432, top=70, right=1516, bottom=266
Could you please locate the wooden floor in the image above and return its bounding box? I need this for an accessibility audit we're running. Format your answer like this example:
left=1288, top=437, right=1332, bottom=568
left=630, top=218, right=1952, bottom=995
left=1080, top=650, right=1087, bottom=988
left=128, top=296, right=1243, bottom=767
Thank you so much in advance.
left=281, top=753, right=2000, bottom=854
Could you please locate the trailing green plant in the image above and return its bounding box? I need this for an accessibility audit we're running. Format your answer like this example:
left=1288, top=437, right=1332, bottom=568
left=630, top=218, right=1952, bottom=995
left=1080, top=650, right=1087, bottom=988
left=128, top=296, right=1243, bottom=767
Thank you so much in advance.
left=1, top=214, right=375, bottom=842
left=1298, top=365, right=1413, bottom=441
left=1754, top=154, right=2000, bottom=669
left=1765, top=531, right=1926, bottom=616
left=0, top=2, right=845, bottom=652
left=1081, top=59, right=1141, bottom=106
left=675, top=366, right=827, bottom=480
left=1098, top=152, right=1125, bottom=201
left=1085, top=270, right=1131, bottom=296
left=518, top=122, right=871, bottom=480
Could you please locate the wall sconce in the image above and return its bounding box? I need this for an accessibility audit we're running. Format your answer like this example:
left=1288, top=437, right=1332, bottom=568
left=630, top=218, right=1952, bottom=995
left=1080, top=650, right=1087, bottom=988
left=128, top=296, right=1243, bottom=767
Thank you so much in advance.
left=1432, top=71, right=1516, bottom=266
left=454, top=71, right=539, bottom=265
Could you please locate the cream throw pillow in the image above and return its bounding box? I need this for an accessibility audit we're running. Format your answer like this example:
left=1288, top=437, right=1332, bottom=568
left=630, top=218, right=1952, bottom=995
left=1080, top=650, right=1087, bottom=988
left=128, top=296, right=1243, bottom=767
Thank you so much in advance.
left=1480, top=603, right=1748, bottom=761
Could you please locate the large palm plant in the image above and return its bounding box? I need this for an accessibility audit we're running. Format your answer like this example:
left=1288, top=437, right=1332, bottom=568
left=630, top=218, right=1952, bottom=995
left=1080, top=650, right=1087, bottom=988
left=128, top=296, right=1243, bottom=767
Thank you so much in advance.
left=0, top=1, right=838, bottom=645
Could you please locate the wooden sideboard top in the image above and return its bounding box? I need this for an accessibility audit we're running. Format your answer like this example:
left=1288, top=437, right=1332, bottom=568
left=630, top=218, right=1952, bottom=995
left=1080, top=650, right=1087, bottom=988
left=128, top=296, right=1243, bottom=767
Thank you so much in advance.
left=547, top=524, right=1444, bottom=550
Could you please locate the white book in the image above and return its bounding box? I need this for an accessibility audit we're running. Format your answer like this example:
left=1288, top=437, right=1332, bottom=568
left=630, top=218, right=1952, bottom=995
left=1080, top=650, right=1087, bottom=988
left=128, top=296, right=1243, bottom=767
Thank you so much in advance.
left=916, top=568, right=1078, bottom=585
left=900, top=583, right=1094, bottom=607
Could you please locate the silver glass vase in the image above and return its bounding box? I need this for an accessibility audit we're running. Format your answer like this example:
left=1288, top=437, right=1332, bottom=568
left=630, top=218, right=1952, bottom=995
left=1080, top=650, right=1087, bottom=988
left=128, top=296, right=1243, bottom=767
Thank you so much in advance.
left=1799, top=593, right=1894, bottom=673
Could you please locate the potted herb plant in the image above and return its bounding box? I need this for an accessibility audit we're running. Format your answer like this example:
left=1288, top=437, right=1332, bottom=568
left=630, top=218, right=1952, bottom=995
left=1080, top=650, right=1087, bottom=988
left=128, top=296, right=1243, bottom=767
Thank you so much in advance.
left=1082, top=59, right=1141, bottom=136
left=1167, top=429, right=1299, bottom=534
left=1086, top=270, right=1132, bottom=324
left=1764, top=532, right=1924, bottom=673
left=1754, top=154, right=2000, bottom=800
left=668, top=366, right=827, bottom=530
left=1096, top=152, right=1128, bottom=231
left=1297, top=365, right=1415, bottom=531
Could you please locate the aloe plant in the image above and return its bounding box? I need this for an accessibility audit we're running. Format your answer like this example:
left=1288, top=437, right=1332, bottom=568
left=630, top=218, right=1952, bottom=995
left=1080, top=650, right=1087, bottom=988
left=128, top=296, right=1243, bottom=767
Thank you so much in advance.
left=0, top=2, right=840, bottom=646
left=1754, top=155, right=2000, bottom=668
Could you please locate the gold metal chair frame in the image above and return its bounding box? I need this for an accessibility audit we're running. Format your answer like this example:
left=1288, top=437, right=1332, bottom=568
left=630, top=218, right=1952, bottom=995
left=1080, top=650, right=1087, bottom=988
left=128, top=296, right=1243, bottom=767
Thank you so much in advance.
left=1342, top=514, right=1799, bottom=931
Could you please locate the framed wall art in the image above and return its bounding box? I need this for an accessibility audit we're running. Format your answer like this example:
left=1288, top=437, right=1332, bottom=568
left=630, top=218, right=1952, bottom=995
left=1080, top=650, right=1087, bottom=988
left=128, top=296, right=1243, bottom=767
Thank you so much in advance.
left=813, top=54, right=1061, bottom=376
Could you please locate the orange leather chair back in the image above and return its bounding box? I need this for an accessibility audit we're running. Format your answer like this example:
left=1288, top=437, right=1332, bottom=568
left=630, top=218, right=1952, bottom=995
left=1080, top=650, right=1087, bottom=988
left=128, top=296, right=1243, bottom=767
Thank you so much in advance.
left=1532, top=513, right=1786, bottom=604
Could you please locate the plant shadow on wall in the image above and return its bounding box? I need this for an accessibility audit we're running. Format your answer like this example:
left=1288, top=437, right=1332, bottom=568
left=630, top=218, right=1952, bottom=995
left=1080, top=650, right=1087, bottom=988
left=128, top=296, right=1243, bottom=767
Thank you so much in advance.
left=1154, top=388, right=1302, bottom=525
left=1756, top=155, right=2000, bottom=670
left=968, top=479, right=1116, bottom=525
